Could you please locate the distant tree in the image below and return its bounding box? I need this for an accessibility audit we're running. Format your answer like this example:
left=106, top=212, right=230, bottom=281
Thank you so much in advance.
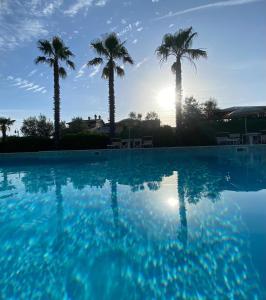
left=137, top=113, right=142, bottom=121
left=156, top=27, right=207, bottom=130
left=88, top=33, right=134, bottom=137
left=202, top=98, right=218, bottom=120
left=21, top=117, right=37, bottom=136
left=0, top=117, right=15, bottom=143
left=129, top=112, right=137, bottom=120
left=68, top=117, right=88, bottom=134
left=35, top=36, right=75, bottom=147
left=145, top=111, right=159, bottom=121
left=60, top=121, right=67, bottom=130
left=183, top=97, right=203, bottom=126
left=21, top=115, right=54, bottom=137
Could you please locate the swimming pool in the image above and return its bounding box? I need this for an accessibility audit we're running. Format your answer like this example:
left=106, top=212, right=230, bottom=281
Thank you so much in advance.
left=0, top=146, right=266, bottom=299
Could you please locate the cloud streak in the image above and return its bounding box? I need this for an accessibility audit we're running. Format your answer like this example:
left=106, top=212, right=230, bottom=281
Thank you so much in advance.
left=6, top=76, right=47, bottom=94
left=135, top=57, right=150, bottom=69
left=155, top=0, right=264, bottom=20
left=64, top=0, right=108, bottom=17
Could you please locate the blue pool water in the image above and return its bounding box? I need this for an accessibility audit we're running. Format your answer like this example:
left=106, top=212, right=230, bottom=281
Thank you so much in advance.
left=0, top=147, right=266, bottom=299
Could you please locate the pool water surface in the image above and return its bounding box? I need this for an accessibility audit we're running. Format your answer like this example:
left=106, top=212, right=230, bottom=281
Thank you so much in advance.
left=0, top=147, right=266, bottom=299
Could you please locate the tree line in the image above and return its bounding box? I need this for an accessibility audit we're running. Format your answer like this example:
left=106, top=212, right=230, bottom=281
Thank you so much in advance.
left=0, top=95, right=217, bottom=141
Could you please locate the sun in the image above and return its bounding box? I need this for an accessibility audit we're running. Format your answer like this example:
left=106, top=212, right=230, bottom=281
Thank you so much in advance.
left=156, top=86, right=175, bottom=110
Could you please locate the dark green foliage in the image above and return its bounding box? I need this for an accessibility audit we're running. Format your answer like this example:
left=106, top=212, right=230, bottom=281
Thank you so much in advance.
left=66, top=117, right=88, bottom=134
left=60, top=133, right=109, bottom=150
left=145, top=112, right=159, bottom=121
left=179, top=122, right=216, bottom=146
left=120, top=125, right=177, bottom=147
left=0, top=137, right=53, bottom=153
left=202, top=98, right=218, bottom=120
left=214, top=118, right=266, bottom=134
left=129, top=112, right=142, bottom=121
left=0, top=134, right=109, bottom=153
left=0, top=118, right=15, bottom=143
left=129, top=112, right=137, bottom=119
left=153, top=126, right=177, bottom=147
left=182, top=97, right=203, bottom=126
left=21, top=115, right=54, bottom=137
left=179, top=97, right=217, bottom=145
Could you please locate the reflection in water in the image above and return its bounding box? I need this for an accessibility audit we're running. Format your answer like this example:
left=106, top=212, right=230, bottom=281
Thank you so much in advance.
left=177, top=172, right=188, bottom=248
left=111, top=180, right=119, bottom=230
left=0, top=147, right=266, bottom=299
left=54, top=179, right=64, bottom=254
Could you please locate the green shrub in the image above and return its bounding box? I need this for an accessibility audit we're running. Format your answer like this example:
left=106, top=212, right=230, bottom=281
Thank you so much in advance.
left=0, top=136, right=53, bottom=153
left=60, top=133, right=109, bottom=150
left=0, top=134, right=109, bottom=153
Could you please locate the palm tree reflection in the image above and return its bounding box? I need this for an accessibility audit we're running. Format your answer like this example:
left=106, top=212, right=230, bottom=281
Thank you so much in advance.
left=111, top=180, right=119, bottom=230
left=177, top=172, right=188, bottom=248
left=110, top=180, right=128, bottom=239
left=0, top=170, right=16, bottom=199
left=53, top=178, right=64, bottom=254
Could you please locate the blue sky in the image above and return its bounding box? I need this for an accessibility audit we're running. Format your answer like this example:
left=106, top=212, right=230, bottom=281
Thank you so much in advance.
left=0, top=0, right=266, bottom=129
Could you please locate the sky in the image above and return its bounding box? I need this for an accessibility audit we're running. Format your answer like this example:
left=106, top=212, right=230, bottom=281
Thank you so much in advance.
left=0, top=0, right=266, bottom=130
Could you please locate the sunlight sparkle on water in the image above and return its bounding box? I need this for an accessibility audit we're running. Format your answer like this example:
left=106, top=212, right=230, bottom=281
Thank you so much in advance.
left=166, top=197, right=179, bottom=208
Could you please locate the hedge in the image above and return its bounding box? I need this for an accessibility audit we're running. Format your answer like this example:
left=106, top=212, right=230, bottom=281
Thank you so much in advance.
left=0, top=134, right=109, bottom=153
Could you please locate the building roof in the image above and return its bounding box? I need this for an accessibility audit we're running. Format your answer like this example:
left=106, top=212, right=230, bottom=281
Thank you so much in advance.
left=219, top=106, right=266, bottom=119
left=220, top=106, right=266, bottom=113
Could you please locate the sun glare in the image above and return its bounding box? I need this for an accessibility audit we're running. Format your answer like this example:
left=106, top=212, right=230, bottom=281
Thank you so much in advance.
left=166, top=197, right=178, bottom=208
left=156, top=86, right=175, bottom=110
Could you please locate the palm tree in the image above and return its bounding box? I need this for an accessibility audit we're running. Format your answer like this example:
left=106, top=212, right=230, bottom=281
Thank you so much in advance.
left=35, top=36, right=75, bottom=147
left=88, top=33, right=134, bottom=137
left=156, top=27, right=207, bottom=130
left=0, top=117, right=15, bottom=143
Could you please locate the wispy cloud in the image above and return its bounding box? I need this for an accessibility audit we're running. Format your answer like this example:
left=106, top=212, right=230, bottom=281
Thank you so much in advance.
left=75, top=63, right=100, bottom=79
left=117, top=20, right=143, bottom=37
left=6, top=76, right=47, bottom=94
left=76, top=63, right=88, bottom=79
left=0, top=1, right=53, bottom=51
left=64, top=0, right=108, bottom=17
left=155, top=0, right=264, bottom=20
left=89, top=65, right=100, bottom=78
left=0, top=18, right=48, bottom=51
left=135, top=57, right=150, bottom=69
left=28, top=69, right=37, bottom=77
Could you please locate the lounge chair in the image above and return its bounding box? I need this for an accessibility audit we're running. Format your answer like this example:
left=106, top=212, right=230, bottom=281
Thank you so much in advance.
left=133, top=138, right=142, bottom=148
left=121, top=139, right=131, bottom=149
left=142, top=136, right=153, bottom=148
left=216, top=136, right=230, bottom=145
left=107, top=138, right=121, bottom=149
left=228, top=134, right=241, bottom=145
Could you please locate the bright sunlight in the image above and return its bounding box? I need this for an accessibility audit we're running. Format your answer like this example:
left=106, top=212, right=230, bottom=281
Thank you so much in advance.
left=156, top=86, right=175, bottom=111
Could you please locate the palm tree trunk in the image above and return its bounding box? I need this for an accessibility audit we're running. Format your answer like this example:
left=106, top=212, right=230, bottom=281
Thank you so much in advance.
left=53, top=60, right=60, bottom=148
left=1, top=126, right=7, bottom=143
left=109, top=64, right=115, bottom=137
left=175, top=58, right=182, bottom=131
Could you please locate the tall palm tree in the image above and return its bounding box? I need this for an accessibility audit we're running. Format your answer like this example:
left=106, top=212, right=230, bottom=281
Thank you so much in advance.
left=35, top=36, right=75, bottom=147
left=88, top=33, right=134, bottom=137
left=0, top=117, right=15, bottom=143
left=156, top=27, right=207, bottom=130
